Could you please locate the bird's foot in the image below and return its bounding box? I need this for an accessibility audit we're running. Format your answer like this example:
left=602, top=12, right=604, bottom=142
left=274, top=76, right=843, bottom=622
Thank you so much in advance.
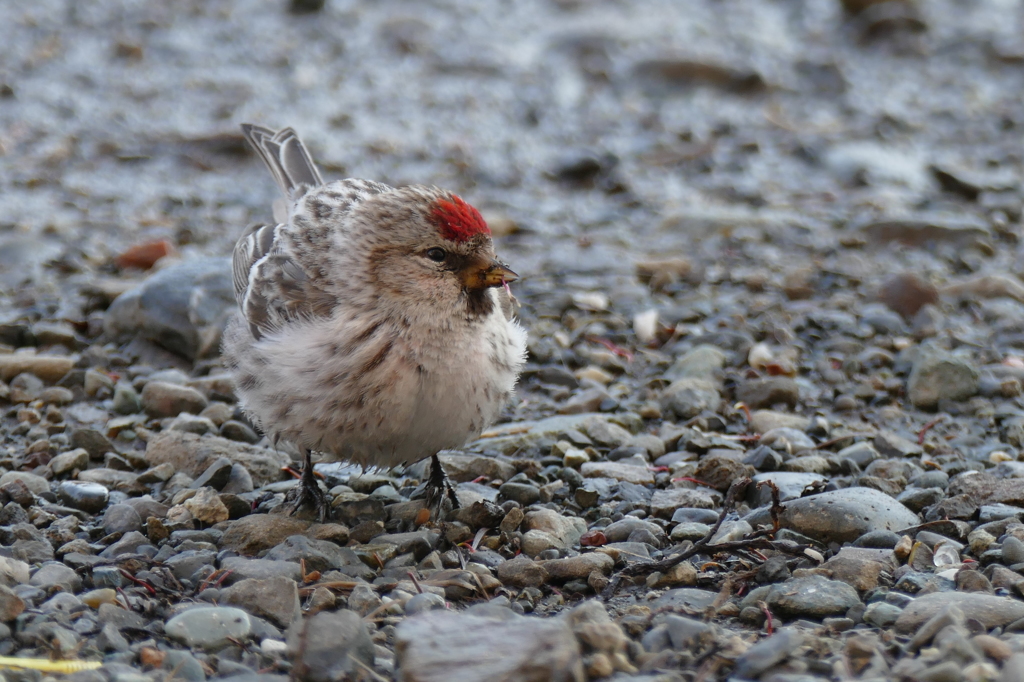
left=425, top=454, right=460, bottom=519
left=291, top=463, right=331, bottom=523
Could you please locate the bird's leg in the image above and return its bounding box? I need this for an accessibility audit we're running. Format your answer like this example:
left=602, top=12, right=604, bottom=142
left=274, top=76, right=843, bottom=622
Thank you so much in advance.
left=292, top=448, right=330, bottom=522
left=426, top=454, right=461, bottom=517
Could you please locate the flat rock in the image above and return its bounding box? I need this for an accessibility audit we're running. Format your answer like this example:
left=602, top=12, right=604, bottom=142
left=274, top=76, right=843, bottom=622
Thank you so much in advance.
left=141, top=381, right=210, bottom=418
left=895, top=592, right=1024, bottom=632
left=437, top=453, right=515, bottom=482
left=744, top=486, right=919, bottom=543
left=650, top=488, right=719, bottom=518
left=948, top=472, right=1024, bottom=507
left=145, top=431, right=289, bottom=486
left=764, top=575, right=861, bottom=618
left=580, top=461, right=654, bottom=485
left=220, top=576, right=300, bottom=628
left=218, top=557, right=302, bottom=584
left=540, top=553, right=614, bottom=581
left=219, top=516, right=312, bottom=556
left=0, top=354, right=74, bottom=383
left=653, top=588, right=718, bottom=612
left=394, top=610, right=582, bottom=682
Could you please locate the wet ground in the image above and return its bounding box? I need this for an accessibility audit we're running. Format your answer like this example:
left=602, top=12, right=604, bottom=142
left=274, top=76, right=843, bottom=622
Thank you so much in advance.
left=6, top=0, right=1024, bottom=680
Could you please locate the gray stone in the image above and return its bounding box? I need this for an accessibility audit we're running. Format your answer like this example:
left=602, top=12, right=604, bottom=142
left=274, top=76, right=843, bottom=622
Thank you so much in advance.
left=666, top=345, right=726, bottom=381
left=141, top=382, right=209, bottom=418
left=908, top=352, right=980, bottom=409
left=144, top=430, right=289, bottom=487
left=30, top=562, right=82, bottom=592
left=104, top=257, right=234, bottom=360
left=763, top=576, right=861, bottom=618
left=221, top=576, right=300, bottom=628
left=112, top=382, right=143, bottom=415
left=660, top=377, right=722, bottom=420
left=0, top=472, right=48, bottom=496
left=49, top=449, right=90, bottom=477
left=165, top=606, right=252, bottom=649
left=405, top=592, right=446, bottom=615
left=744, top=487, right=919, bottom=543
left=895, top=592, right=1024, bottom=632
left=863, top=602, right=902, bottom=628
left=664, top=615, right=710, bottom=650
left=285, top=610, right=375, bottom=682
left=57, top=481, right=109, bottom=514
left=734, top=627, right=804, bottom=679
left=69, top=428, right=116, bottom=460
left=394, top=609, right=582, bottom=682
left=218, top=557, right=302, bottom=584
left=99, top=531, right=152, bottom=558
left=102, top=504, right=142, bottom=535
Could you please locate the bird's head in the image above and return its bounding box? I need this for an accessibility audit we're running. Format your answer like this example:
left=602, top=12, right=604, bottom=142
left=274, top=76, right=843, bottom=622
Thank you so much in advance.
left=348, top=187, right=517, bottom=318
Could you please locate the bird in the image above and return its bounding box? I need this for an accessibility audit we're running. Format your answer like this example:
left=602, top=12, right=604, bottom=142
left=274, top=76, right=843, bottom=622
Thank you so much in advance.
left=222, top=124, right=528, bottom=521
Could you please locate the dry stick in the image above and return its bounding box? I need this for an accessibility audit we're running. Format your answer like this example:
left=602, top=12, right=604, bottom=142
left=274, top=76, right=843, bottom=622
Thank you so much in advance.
left=601, top=478, right=804, bottom=600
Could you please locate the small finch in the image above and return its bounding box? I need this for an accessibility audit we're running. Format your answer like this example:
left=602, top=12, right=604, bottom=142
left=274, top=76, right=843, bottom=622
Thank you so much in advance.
left=223, top=124, right=528, bottom=519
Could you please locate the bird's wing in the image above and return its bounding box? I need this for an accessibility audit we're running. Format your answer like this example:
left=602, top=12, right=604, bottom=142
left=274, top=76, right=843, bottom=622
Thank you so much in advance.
left=232, top=222, right=338, bottom=340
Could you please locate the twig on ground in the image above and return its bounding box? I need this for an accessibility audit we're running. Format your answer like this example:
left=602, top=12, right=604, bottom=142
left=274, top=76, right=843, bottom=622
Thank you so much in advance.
left=601, top=478, right=804, bottom=599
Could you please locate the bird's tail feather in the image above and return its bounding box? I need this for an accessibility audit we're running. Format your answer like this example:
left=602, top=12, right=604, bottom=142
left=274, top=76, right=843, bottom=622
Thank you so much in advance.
left=240, top=123, right=324, bottom=199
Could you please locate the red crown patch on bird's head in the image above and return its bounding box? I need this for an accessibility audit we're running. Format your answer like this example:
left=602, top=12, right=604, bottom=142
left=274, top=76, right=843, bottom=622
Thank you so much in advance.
left=429, top=195, right=490, bottom=243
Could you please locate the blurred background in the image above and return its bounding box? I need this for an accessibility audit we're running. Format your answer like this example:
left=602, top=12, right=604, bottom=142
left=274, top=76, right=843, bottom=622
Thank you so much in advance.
left=3, top=0, right=1024, bottom=405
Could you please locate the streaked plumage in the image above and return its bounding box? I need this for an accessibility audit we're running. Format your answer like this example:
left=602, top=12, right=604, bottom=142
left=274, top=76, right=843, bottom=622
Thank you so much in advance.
left=222, top=125, right=527, bottom=515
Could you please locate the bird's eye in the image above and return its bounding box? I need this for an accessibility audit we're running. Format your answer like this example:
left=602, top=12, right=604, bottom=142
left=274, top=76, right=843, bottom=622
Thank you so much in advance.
left=425, top=247, right=447, bottom=262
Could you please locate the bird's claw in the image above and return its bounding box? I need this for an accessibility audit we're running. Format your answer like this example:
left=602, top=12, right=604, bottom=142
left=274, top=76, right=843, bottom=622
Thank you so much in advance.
left=291, top=465, right=331, bottom=522
left=426, top=454, right=461, bottom=519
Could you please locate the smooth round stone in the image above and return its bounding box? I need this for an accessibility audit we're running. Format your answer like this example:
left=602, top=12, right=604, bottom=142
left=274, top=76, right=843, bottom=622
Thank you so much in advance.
left=853, top=530, right=902, bottom=549
left=405, top=592, right=447, bottom=615
left=744, top=487, right=920, bottom=544
left=671, top=508, right=721, bottom=525
left=497, top=482, right=540, bottom=506
left=863, top=602, right=903, bottom=628
left=165, top=606, right=251, bottom=648
left=103, top=504, right=143, bottom=535
left=671, top=522, right=711, bottom=542
left=1002, top=536, right=1024, bottom=565
left=58, top=481, right=109, bottom=514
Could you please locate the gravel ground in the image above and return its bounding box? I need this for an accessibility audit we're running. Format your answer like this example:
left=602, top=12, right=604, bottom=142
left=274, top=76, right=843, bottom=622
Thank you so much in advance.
left=5, top=0, right=1024, bottom=680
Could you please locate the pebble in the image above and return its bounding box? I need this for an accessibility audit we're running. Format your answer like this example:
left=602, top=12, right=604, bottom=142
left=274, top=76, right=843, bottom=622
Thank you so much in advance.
left=144, top=430, right=290, bottom=486
left=745, top=487, right=920, bottom=543
left=0, top=355, right=74, bottom=383
left=755, top=575, right=861, bottom=618
left=141, top=381, right=210, bottom=418
left=659, top=378, right=722, bottom=420
left=57, top=481, right=109, bottom=513
left=907, top=351, right=980, bottom=409
left=580, top=460, right=654, bottom=485
left=734, top=627, right=805, bottom=679
left=285, top=610, right=375, bottom=681
left=165, top=606, right=252, bottom=649
left=394, top=609, right=581, bottom=682
left=221, top=576, right=300, bottom=628
left=103, top=257, right=234, bottom=360
left=0, top=472, right=49, bottom=496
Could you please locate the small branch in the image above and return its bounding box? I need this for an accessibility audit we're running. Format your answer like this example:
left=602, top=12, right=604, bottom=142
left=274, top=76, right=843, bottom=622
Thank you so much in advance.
left=601, top=478, right=801, bottom=600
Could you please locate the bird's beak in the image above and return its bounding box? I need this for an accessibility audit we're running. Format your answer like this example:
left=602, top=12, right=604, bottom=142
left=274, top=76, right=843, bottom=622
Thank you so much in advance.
left=460, top=258, right=519, bottom=290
